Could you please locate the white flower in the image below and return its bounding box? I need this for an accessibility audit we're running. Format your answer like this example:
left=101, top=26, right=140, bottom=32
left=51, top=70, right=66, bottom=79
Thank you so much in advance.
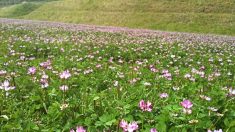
left=114, top=81, right=118, bottom=87
left=143, top=82, right=151, bottom=86
left=0, top=80, right=15, bottom=91
left=60, top=85, right=69, bottom=91
left=208, top=107, right=218, bottom=112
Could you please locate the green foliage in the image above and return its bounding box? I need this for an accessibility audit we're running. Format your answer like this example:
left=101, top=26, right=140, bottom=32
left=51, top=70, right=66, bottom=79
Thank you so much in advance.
left=0, top=24, right=235, bottom=131
left=0, top=0, right=234, bottom=35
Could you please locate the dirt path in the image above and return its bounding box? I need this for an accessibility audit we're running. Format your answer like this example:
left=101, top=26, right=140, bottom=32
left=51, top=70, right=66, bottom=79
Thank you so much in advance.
left=0, top=18, right=235, bottom=45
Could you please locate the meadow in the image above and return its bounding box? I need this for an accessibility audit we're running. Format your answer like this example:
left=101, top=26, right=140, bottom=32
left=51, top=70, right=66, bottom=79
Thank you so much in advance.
left=0, top=22, right=235, bottom=132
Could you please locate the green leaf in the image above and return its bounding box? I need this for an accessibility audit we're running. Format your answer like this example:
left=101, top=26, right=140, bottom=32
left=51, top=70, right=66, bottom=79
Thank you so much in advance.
left=105, top=119, right=116, bottom=126
left=157, top=121, right=166, bottom=132
left=93, top=96, right=100, bottom=101
left=224, top=118, right=229, bottom=126
left=229, top=120, right=235, bottom=127
left=95, top=121, right=103, bottom=127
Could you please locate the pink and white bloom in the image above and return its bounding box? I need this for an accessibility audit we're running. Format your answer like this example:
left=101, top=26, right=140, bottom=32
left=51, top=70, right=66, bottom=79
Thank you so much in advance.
left=0, top=80, right=15, bottom=91
left=208, top=129, right=223, bottom=132
left=28, top=67, right=36, bottom=75
left=228, top=88, right=235, bottom=96
left=180, top=100, right=193, bottom=109
left=160, top=93, right=168, bottom=98
left=40, top=78, right=49, bottom=88
left=149, top=65, right=159, bottom=73
left=150, top=128, right=158, bottom=132
left=61, top=48, right=65, bottom=52
left=70, top=126, right=86, bottom=132
left=59, top=70, right=71, bottom=79
left=139, top=100, right=152, bottom=112
left=0, top=70, right=7, bottom=76
left=120, top=120, right=128, bottom=131
left=162, top=70, right=172, bottom=80
left=181, top=99, right=193, bottom=114
left=40, top=60, right=52, bottom=69
left=127, top=121, right=138, bottom=132
left=120, top=120, right=138, bottom=132
left=40, top=73, right=49, bottom=88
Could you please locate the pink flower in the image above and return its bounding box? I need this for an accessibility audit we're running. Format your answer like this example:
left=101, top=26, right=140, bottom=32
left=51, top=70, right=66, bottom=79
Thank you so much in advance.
left=70, top=126, right=86, bottom=132
left=61, top=48, right=65, bottom=52
left=109, top=57, right=113, bottom=63
left=200, top=66, right=205, bottom=70
left=40, top=60, right=52, bottom=69
left=208, top=129, right=223, bottom=132
left=162, top=70, right=172, bottom=80
left=139, top=100, right=145, bottom=110
left=127, top=121, right=138, bottom=132
left=40, top=74, right=49, bottom=88
left=120, top=120, right=128, bottom=131
left=150, top=128, right=158, bottom=132
left=214, top=129, right=223, bottom=132
left=160, top=93, right=168, bottom=98
left=149, top=65, right=158, bottom=73
left=120, top=120, right=138, bottom=132
left=0, top=80, right=15, bottom=91
left=40, top=78, right=49, bottom=88
left=180, top=100, right=193, bottom=109
left=139, top=100, right=152, bottom=112
left=59, top=70, right=71, bottom=79
left=28, top=67, right=36, bottom=75
left=96, top=64, right=102, bottom=68
left=0, top=70, right=7, bottom=76
left=146, top=101, right=152, bottom=112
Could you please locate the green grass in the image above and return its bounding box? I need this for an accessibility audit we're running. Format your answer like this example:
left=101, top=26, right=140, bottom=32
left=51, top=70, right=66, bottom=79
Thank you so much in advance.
left=0, top=0, right=235, bottom=35
left=0, top=2, right=42, bottom=17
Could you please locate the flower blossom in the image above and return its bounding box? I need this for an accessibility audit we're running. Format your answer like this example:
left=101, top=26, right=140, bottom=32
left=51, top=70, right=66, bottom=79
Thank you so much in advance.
left=120, top=119, right=138, bottom=132
left=180, top=100, right=193, bottom=109
left=228, top=87, right=235, bottom=96
left=208, top=129, right=223, bottom=132
left=28, top=67, right=36, bottom=75
left=70, top=126, right=86, bottom=132
left=150, top=128, right=158, bottom=132
left=59, top=70, right=71, bottom=79
left=180, top=99, right=193, bottom=114
left=0, top=80, right=15, bottom=91
left=60, top=85, right=68, bottom=91
left=162, top=70, right=172, bottom=80
left=0, top=70, right=7, bottom=76
left=40, top=74, right=49, bottom=88
left=139, top=100, right=152, bottom=112
left=160, top=93, right=168, bottom=98
left=40, top=60, right=52, bottom=69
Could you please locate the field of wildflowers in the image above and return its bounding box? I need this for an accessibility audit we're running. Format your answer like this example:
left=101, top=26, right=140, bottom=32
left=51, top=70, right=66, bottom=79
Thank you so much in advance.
left=0, top=20, right=235, bottom=132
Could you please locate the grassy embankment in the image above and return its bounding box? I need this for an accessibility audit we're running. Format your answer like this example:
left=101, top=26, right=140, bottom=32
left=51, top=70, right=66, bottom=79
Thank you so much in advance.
left=0, top=0, right=234, bottom=35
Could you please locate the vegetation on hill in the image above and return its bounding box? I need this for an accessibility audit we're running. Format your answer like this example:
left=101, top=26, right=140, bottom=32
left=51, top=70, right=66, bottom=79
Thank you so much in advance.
left=0, top=0, right=234, bottom=35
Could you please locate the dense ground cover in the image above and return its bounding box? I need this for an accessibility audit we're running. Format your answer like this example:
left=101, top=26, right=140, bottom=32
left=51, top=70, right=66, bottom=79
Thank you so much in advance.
left=0, top=22, right=235, bottom=132
left=0, top=0, right=235, bottom=35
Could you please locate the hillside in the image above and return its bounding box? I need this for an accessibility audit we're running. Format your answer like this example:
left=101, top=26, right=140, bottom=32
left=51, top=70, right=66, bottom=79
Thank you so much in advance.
left=0, top=0, right=235, bottom=35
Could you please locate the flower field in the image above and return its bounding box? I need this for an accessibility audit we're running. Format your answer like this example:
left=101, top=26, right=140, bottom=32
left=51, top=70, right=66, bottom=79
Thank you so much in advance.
left=0, top=20, right=235, bottom=132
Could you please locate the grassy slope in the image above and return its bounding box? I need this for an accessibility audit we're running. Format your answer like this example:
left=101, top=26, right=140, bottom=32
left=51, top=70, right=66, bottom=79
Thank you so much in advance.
left=1, top=0, right=235, bottom=35
left=0, top=2, right=42, bottom=17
